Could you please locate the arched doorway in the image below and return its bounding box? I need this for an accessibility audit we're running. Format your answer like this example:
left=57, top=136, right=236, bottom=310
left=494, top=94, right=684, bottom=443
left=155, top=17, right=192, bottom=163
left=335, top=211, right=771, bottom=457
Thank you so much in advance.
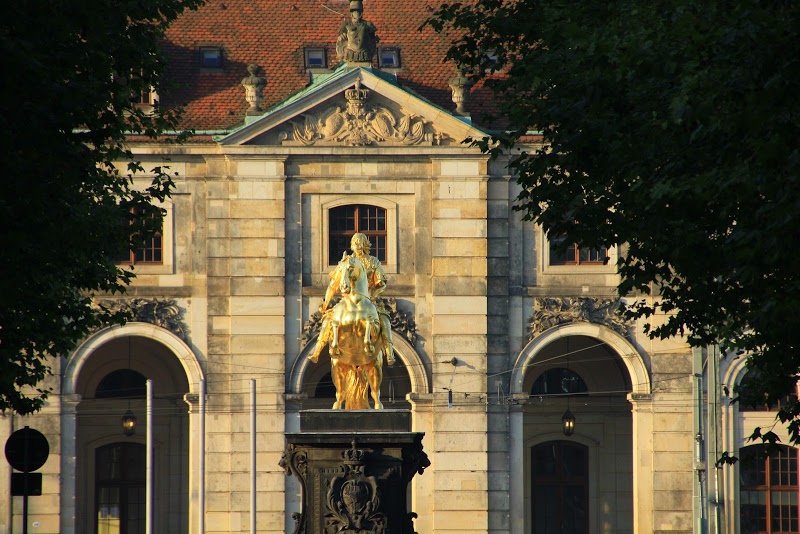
left=511, top=324, right=650, bottom=534
left=63, top=325, right=201, bottom=534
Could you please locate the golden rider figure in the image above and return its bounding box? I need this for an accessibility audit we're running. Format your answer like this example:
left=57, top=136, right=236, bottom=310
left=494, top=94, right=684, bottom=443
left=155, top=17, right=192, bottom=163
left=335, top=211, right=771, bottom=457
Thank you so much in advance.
left=309, top=232, right=395, bottom=367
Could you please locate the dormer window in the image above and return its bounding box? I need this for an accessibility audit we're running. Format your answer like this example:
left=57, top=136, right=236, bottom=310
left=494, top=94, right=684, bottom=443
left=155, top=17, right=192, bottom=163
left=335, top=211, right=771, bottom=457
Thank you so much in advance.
left=199, top=46, right=224, bottom=69
left=378, top=48, right=400, bottom=68
left=304, top=47, right=327, bottom=69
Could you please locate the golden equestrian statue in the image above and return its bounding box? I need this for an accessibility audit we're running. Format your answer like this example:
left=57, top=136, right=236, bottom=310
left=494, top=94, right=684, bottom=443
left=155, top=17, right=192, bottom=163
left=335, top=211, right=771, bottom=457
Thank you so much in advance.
left=308, top=233, right=395, bottom=409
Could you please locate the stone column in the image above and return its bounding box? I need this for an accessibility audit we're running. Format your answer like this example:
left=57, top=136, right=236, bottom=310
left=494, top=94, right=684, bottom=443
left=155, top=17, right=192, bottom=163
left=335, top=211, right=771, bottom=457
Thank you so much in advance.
left=630, top=393, right=654, bottom=534
left=429, top=157, right=490, bottom=534
left=59, top=394, right=82, bottom=534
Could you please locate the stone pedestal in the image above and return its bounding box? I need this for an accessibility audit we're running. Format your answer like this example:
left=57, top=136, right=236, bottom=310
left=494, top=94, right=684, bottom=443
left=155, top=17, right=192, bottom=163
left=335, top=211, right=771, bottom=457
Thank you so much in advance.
left=281, top=410, right=429, bottom=534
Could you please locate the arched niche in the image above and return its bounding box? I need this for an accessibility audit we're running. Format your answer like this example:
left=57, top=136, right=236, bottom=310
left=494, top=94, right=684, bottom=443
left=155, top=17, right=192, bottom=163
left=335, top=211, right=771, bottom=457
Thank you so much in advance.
left=511, top=322, right=650, bottom=397
left=288, top=330, right=430, bottom=400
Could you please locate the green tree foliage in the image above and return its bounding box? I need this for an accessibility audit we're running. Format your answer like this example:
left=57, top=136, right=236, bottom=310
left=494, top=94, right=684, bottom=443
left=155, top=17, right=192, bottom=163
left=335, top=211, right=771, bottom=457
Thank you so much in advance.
left=427, top=1, right=800, bottom=439
left=0, top=0, right=203, bottom=414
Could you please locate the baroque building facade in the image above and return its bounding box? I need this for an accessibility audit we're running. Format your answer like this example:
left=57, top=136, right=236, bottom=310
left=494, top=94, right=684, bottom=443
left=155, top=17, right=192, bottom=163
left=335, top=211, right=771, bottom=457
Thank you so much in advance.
left=0, top=1, right=792, bottom=533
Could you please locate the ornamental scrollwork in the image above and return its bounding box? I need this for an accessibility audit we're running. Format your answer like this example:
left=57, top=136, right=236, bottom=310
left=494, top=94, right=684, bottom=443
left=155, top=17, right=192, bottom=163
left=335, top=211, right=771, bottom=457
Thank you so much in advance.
left=284, top=77, right=449, bottom=147
left=97, top=297, right=189, bottom=342
left=324, top=441, right=387, bottom=534
left=301, top=297, right=417, bottom=347
left=280, top=444, right=308, bottom=534
left=527, top=297, right=631, bottom=341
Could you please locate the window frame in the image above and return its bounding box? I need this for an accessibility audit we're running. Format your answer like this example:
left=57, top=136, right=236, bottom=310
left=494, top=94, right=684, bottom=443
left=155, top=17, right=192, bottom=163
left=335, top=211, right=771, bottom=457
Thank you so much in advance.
left=321, top=197, right=397, bottom=274
left=548, top=234, right=609, bottom=266
left=739, top=444, right=800, bottom=534
left=540, top=226, right=617, bottom=274
left=327, top=204, right=388, bottom=265
left=531, top=440, right=590, bottom=534
left=198, top=45, right=224, bottom=70
left=115, top=200, right=174, bottom=275
left=95, top=442, right=146, bottom=534
left=378, top=47, right=401, bottom=69
left=304, top=47, right=327, bottom=69
left=116, top=207, right=164, bottom=266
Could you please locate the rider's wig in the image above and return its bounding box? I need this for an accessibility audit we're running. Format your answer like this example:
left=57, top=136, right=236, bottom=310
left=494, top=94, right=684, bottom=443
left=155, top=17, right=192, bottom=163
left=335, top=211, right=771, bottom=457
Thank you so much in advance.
left=351, top=232, right=372, bottom=254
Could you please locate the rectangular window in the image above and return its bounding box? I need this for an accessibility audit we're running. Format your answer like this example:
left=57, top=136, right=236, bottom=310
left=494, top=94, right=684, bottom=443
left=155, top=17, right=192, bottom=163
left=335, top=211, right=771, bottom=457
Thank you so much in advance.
left=329, top=204, right=386, bottom=265
left=549, top=235, right=608, bottom=266
left=304, top=47, right=327, bottom=69
left=116, top=207, right=163, bottom=265
left=199, top=46, right=224, bottom=69
left=378, top=48, right=400, bottom=68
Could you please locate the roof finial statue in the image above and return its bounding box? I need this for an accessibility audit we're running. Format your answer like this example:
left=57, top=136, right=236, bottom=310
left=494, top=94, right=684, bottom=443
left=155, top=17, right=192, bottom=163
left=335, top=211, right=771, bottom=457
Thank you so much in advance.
left=241, top=64, right=266, bottom=115
left=336, top=0, right=379, bottom=64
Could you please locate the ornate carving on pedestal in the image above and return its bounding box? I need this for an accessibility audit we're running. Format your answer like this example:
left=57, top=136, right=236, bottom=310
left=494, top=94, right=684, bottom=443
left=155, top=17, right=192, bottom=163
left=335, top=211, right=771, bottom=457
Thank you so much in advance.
left=97, top=298, right=189, bottom=341
left=301, top=297, right=417, bottom=348
left=324, top=441, right=388, bottom=534
left=283, top=77, right=448, bottom=146
left=527, top=297, right=631, bottom=341
left=280, top=444, right=309, bottom=534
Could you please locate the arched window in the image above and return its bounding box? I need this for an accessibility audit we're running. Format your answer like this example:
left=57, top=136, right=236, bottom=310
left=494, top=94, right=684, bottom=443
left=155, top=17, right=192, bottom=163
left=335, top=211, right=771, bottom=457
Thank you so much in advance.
left=95, top=369, right=147, bottom=399
left=531, top=368, right=588, bottom=396
left=740, top=444, right=799, bottom=533
left=738, top=372, right=797, bottom=412
left=328, top=204, right=387, bottom=264
left=96, top=442, right=146, bottom=534
left=532, top=441, right=589, bottom=533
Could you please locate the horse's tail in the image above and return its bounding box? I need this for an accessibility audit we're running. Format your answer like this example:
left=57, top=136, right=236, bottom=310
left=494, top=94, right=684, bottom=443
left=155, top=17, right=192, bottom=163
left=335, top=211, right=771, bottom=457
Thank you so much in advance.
left=344, top=366, right=370, bottom=409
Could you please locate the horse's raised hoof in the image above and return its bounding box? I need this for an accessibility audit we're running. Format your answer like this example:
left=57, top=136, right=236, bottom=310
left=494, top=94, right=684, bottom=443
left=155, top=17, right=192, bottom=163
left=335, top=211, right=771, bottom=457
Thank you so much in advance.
left=387, top=354, right=396, bottom=366
left=308, top=353, right=319, bottom=364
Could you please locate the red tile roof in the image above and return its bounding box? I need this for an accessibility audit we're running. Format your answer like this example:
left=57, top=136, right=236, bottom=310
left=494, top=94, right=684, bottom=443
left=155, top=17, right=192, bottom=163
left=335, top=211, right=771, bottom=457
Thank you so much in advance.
left=162, top=0, right=496, bottom=131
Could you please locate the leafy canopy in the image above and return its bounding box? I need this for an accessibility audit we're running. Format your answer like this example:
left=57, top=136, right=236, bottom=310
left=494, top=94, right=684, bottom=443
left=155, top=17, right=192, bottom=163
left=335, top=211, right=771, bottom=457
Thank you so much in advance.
left=0, top=0, right=203, bottom=414
left=427, top=0, right=800, bottom=438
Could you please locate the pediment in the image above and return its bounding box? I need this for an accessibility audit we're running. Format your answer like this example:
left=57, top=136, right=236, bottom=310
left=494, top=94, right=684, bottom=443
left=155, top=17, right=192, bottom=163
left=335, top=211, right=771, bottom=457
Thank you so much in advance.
left=218, top=67, right=488, bottom=147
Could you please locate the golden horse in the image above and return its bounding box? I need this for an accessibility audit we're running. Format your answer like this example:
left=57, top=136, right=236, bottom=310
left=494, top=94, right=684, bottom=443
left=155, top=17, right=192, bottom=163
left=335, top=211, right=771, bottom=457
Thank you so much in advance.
left=322, top=253, right=387, bottom=409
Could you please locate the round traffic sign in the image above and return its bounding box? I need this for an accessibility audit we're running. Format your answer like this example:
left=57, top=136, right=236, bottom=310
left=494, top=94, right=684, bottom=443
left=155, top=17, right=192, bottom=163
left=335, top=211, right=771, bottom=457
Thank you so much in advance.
left=5, top=427, right=49, bottom=472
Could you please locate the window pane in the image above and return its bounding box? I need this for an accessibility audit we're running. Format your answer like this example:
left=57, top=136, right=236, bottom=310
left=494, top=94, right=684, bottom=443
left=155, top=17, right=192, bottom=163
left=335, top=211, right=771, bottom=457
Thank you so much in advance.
left=533, top=485, right=558, bottom=534
left=740, top=445, right=800, bottom=534
left=328, top=204, right=387, bottom=264
left=531, top=368, right=588, bottom=396
left=563, top=485, right=587, bottom=533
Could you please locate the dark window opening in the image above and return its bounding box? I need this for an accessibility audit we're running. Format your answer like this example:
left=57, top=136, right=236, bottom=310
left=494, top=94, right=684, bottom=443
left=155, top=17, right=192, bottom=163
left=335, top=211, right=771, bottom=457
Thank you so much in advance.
left=115, top=207, right=163, bottom=265
left=328, top=204, right=387, bottom=265
left=531, top=368, right=589, bottom=396
left=304, top=47, right=327, bottom=69
left=199, top=46, right=224, bottom=69
left=738, top=372, right=798, bottom=412
left=378, top=48, right=400, bottom=68
left=740, top=444, right=799, bottom=534
left=549, top=235, right=608, bottom=266
left=95, top=369, right=148, bottom=399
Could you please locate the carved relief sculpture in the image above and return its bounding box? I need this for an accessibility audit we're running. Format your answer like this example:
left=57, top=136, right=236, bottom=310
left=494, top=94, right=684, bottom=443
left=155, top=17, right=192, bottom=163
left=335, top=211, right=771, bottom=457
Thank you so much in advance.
left=308, top=233, right=395, bottom=409
left=285, top=77, right=448, bottom=146
left=324, top=442, right=388, bottom=534
left=96, top=297, right=189, bottom=341
left=527, top=297, right=631, bottom=340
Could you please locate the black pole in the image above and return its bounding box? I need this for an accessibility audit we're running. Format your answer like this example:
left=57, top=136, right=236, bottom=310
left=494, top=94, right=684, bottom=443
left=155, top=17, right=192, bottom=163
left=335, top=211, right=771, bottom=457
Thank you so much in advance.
left=22, top=426, right=29, bottom=534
